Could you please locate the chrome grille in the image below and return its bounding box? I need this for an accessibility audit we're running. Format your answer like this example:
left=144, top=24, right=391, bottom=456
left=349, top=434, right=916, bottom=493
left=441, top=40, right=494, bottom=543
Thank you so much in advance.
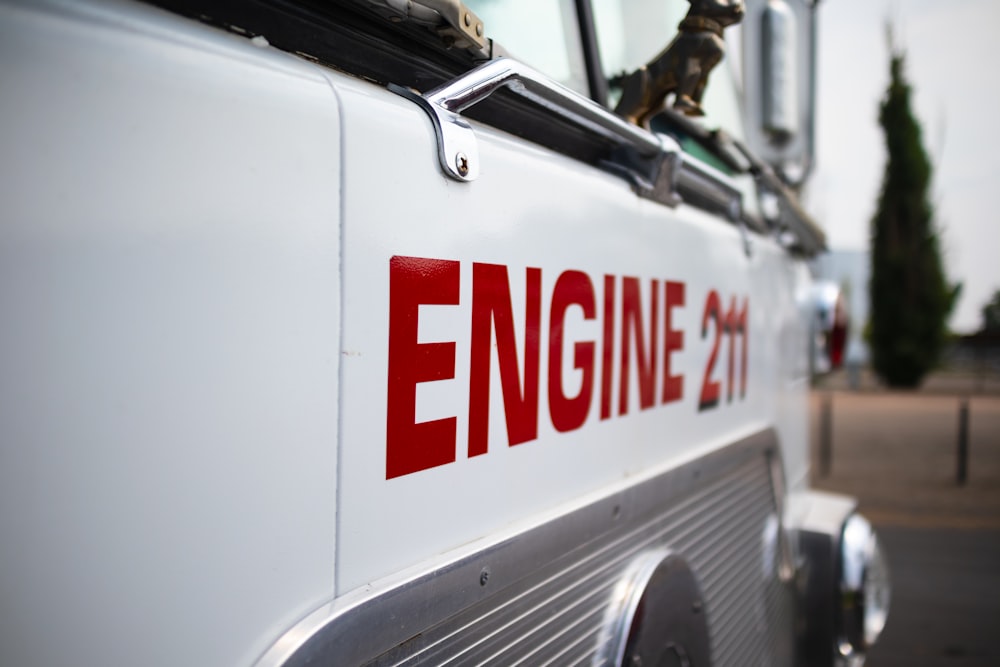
left=261, top=430, right=796, bottom=667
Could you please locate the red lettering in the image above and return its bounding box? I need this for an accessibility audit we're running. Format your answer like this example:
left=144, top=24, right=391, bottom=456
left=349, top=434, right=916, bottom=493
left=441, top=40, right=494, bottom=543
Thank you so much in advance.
left=725, top=295, right=737, bottom=403
left=468, top=263, right=542, bottom=456
left=548, top=271, right=596, bottom=433
left=619, top=277, right=659, bottom=414
left=387, top=256, right=705, bottom=478
left=722, top=296, right=750, bottom=402
left=698, top=290, right=722, bottom=411
left=386, top=256, right=459, bottom=479
left=738, top=300, right=748, bottom=398
left=662, top=281, right=685, bottom=404
left=699, top=291, right=749, bottom=410
left=600, top=275, right=615, bottom=420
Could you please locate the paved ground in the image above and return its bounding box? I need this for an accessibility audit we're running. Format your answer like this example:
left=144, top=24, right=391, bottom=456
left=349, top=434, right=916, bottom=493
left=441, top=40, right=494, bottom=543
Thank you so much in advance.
left=810, top=391, right=1000, bottom=530
left=808, top=375, right=1000, bottom=666
left=862, top=527, right=1000, bottom=667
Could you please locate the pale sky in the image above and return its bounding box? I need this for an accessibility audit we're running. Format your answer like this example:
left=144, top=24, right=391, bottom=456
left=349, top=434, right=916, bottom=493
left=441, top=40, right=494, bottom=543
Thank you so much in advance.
left=809, top=0, right=1000, bottom=333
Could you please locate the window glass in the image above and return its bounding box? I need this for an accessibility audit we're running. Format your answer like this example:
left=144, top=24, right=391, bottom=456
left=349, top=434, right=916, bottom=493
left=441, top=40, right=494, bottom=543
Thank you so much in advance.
left=592, top=0, right=745, bottom=139
left=466, top=0, right=588, bottom=95
left=593, top=0, right=685, bottom=85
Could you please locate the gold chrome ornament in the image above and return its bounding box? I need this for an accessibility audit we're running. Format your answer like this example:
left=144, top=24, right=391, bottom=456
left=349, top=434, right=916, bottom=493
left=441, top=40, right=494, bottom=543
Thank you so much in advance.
left=615, top=0, right=745, bottom=125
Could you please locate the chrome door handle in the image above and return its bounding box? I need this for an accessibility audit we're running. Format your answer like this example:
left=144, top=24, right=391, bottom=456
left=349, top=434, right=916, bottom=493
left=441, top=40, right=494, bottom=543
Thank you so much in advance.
left=390, top=56, right=750, bottom=223
left=390, top=58, right=680, bottom=198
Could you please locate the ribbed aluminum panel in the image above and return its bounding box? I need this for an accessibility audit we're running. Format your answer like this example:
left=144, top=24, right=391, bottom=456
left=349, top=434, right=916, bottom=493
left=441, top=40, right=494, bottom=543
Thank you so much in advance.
left=368, top=456, right=782, bottom=666
left=261, top=430, right=796, bottom=667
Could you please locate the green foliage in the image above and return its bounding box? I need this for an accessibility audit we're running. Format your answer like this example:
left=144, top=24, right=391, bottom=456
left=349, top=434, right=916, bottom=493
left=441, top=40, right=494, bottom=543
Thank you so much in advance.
left=869, top=49, right=956, bottom=387
left=982, top=289, right=1000, bottom=332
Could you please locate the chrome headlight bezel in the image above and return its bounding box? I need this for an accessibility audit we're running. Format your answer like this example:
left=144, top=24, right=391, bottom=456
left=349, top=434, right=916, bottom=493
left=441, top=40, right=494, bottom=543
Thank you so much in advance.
left=792, top=491, right=891, bottom=667
left=837, top=513, right=891, bottom=661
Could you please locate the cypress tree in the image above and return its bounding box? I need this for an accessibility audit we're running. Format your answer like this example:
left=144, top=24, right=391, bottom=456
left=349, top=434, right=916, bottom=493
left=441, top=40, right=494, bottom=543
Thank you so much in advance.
left=982, top=290, right=1000, bottom=332
left=869, top=46, right=955, bottom=387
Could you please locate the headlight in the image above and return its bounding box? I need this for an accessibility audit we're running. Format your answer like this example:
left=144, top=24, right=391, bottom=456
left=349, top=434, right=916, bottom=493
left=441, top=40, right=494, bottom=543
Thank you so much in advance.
left=837, top=514, right=891, bottom=663
left=793, top=491, right=891, bottom=667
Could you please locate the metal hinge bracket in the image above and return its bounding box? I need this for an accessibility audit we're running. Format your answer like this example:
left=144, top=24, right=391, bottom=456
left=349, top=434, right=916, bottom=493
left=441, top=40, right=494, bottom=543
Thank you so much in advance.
left=418, top=0, right=486, bottom=50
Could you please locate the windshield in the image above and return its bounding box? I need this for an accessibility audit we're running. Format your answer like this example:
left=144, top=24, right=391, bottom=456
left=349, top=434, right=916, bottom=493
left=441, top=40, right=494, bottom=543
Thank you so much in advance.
left=465, top=0, right=588, bottom=94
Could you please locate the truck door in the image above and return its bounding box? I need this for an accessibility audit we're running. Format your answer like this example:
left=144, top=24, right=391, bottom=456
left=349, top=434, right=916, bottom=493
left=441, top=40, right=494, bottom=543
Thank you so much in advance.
left=0, top=2, right=342, bottom=665
left=323, top=1, right=805, bottom=598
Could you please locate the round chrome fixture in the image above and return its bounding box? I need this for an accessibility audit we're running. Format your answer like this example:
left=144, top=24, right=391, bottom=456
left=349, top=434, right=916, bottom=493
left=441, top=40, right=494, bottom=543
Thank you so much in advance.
left=838, top=514, right=891, bottom=663
left=599, top=550, right=711, bottom=667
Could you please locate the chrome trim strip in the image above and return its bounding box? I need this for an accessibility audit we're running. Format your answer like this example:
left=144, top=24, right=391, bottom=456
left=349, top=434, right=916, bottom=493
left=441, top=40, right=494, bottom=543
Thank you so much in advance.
left=675, top=155, right=743, bottom=222
left=733, top=138, right=826, bottom=255
left=255, top=428, right=784, bottom=667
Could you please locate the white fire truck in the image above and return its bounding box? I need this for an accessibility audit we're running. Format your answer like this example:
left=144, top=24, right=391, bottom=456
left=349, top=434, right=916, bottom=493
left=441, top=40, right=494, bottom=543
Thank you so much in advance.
left=0, top=1, right=888, bottom=665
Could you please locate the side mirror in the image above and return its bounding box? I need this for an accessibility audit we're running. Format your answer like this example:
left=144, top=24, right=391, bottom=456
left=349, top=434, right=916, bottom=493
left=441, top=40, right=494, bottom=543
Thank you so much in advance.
left=761, top=0, right=798, bottom=143
left=741, top=0, right=819, bottom=187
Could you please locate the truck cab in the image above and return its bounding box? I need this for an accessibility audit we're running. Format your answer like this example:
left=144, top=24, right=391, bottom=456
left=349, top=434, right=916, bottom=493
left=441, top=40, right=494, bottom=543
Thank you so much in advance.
left=0, top=1, right=887, bottom=665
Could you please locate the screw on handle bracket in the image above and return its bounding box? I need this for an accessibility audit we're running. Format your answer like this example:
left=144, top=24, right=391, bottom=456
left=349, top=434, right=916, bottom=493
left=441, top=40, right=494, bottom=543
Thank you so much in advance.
left=389, top=83, right=480, bottom=182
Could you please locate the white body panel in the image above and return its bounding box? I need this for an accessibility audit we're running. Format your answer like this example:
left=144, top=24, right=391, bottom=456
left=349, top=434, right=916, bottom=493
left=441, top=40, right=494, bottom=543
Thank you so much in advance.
left=334, top=77, right=811, bottom=591
left=0, top=2, right=340, bottom=665
left=0, top=0, right=817, bottom=664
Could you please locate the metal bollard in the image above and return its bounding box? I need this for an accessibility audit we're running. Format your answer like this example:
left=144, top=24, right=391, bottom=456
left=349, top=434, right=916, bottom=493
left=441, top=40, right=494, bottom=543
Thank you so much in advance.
left=957, top=398, right=969, bottom=486
left=819, top=393, right=832, bottom=477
